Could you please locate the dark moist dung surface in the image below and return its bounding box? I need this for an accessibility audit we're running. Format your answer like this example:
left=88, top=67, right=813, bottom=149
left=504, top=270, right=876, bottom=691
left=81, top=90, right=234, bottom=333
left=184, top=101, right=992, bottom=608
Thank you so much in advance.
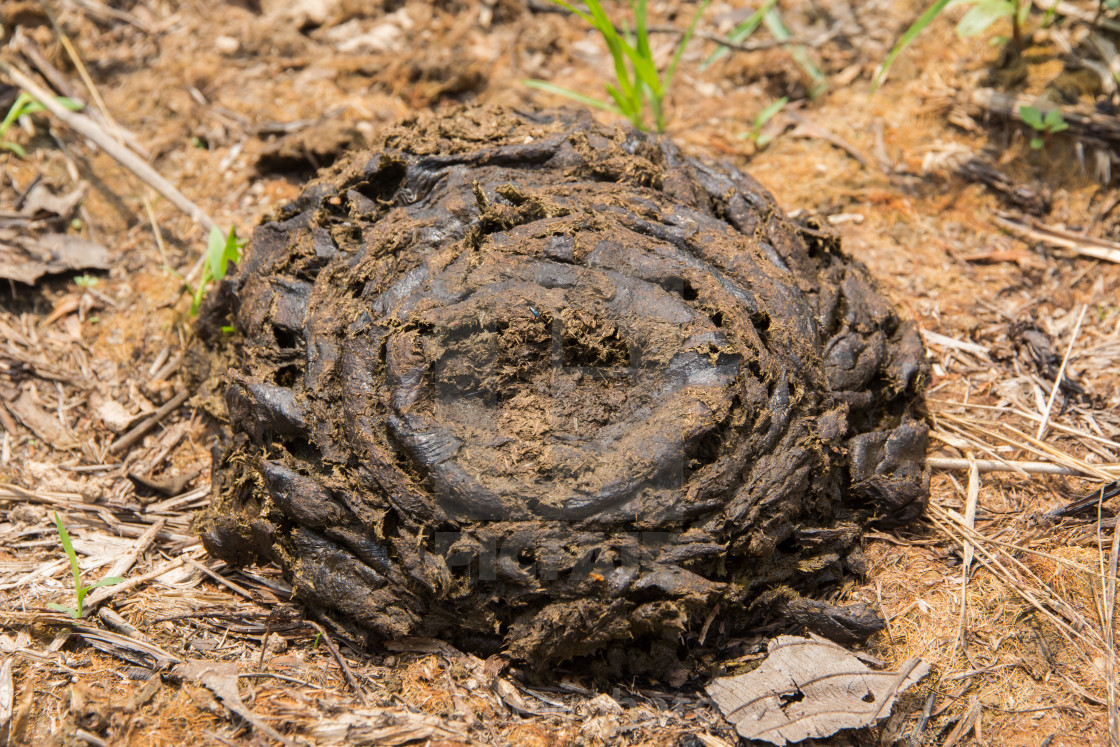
left=193, top=106, right=930, bottom=669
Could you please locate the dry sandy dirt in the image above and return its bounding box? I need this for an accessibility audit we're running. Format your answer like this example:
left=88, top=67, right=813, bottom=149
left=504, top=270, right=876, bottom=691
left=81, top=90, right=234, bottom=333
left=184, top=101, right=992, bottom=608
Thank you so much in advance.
left=2, top=0, right=1120, bottom=745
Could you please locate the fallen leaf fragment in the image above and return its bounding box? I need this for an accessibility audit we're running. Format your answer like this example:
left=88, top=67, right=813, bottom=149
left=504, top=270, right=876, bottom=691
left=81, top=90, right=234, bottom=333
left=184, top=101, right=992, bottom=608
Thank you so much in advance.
left=20, top=183, right=85, bottom=219
left=706, top=635, right=929, bottom=745
left=0, top=233, right=110, bottom=285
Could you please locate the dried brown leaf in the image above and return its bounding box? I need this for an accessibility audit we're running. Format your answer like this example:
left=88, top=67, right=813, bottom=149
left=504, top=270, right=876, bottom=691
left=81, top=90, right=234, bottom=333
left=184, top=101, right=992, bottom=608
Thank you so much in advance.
left=0, top=233, right=110, bottom=285
left=706, top=635, right=929, bottom=745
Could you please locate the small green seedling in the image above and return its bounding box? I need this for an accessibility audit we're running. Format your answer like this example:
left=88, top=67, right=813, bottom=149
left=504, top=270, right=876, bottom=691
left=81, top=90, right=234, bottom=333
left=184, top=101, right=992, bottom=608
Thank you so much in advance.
left=741, top=97, right=788, bottom=147
left=0, top=92, right=84, bottom=157
left=525, top=0, right=711, bottom=132
left=190, top=225, right=244, bottom=315
left=73, top=274, right=99, bottom=289
left=1019, top=105, right=1068, bottom=148
left=47, top=512, right=123, bottom=619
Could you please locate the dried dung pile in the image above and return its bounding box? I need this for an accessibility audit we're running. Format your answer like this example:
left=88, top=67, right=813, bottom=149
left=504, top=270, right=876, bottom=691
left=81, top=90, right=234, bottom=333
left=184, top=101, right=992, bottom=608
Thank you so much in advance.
left=193, top=107, right=929, bottom=668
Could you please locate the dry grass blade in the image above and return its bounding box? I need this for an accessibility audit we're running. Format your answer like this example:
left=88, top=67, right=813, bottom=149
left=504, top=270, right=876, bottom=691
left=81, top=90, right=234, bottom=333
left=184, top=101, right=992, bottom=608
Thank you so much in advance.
left=955, top=456, right=980, bottom=658
left=1101, top=504, right=1120, bottom=746
left=1038, top=304, right=1089, bottom=440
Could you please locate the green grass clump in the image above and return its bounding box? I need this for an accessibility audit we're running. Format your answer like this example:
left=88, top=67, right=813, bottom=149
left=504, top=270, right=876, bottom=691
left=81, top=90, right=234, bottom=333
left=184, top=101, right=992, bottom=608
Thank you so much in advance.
left=525, top=0, right=710, bottom=132
left=47, top=512, right=123, bottom=619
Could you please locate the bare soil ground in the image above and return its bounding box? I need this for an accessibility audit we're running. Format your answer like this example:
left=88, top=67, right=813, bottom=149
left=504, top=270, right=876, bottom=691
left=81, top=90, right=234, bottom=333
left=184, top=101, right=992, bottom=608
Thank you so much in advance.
left=1, top=1, right=1119, bottom=745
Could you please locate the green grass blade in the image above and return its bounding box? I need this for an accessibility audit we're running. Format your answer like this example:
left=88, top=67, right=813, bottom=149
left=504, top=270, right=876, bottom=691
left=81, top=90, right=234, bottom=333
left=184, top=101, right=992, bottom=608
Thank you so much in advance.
left=606, top=83, right=645, bottom=129
left=955, top=0, right=1014, bottom=37
left=664, top=0, right=712, bottom=91
left=545, top=0, right=595, bottom=26
left=525, top=80, right=622, bottom=113
left=618, top=40, right=664, bottom=96
left=547, top=0, right=635, bottom=104
left=207, top=225, right=226, bottom=281
left=86, top=576, right=124, bottom=589
left=702, top=0, right=776, bottom=70
left=53, top=512, right=82, bottom=593
left=873, top=0, right=952, bottom=92
left=764, top=8, right=827, bottom=98
left=0, top=141, right=28, bottom=158
left=47, top=602, right=80, bottom=618
left=632, top=0, right=653, bottom=62
left=215, top=228, right=242, bottom=281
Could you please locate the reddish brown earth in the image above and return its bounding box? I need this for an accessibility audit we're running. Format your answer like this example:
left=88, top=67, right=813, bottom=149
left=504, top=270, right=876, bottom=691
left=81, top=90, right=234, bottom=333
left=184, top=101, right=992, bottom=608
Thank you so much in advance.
left=2, top=1, right=1119, bottom=745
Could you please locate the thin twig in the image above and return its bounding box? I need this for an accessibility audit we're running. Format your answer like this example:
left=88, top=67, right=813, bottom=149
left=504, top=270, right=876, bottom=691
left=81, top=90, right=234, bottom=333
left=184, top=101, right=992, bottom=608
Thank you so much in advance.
left=309, top=621, right=364, bottom=698
left=955, top=455, right=979, bottom=657
left=1100, top=492, right=1120, bottom=746
left=0, top=61, right=216, bottom=233
left=103, top=518, right=166, bottom=581
left=927, top=456, right=1120, bottom=478
left=184, top=558, right=257, bottom=601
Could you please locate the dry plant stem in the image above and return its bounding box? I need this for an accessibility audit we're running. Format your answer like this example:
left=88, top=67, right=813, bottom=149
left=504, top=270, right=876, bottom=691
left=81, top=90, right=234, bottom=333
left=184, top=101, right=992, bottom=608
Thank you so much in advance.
left=1038, top=304, right=1089, bottom=440
left=932, top=511, right=1106, bottom=674
left=104, top=517, right=165, bottom=580
left=993, top=213, right=1120, bottom=264
left=930, top=399, right=1120, bottom=452
left=1100, top=497, right=1120, bottom=746
left=927, top=456, right=1119, bottom=478
left=0, top=61, right=216, bottom=233
left=183, top=558, right=256, bottom=601
left=941, top=412, right=1117, bottom=482
left=955, top=456, right=979, bottom=657
left=57, top=34, right=118, bottom=139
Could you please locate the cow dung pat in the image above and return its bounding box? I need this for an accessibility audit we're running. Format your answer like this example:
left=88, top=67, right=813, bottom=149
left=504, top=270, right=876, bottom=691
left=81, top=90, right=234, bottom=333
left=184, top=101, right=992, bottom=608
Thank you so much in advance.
left=194, top=107, right=929, bottom=668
